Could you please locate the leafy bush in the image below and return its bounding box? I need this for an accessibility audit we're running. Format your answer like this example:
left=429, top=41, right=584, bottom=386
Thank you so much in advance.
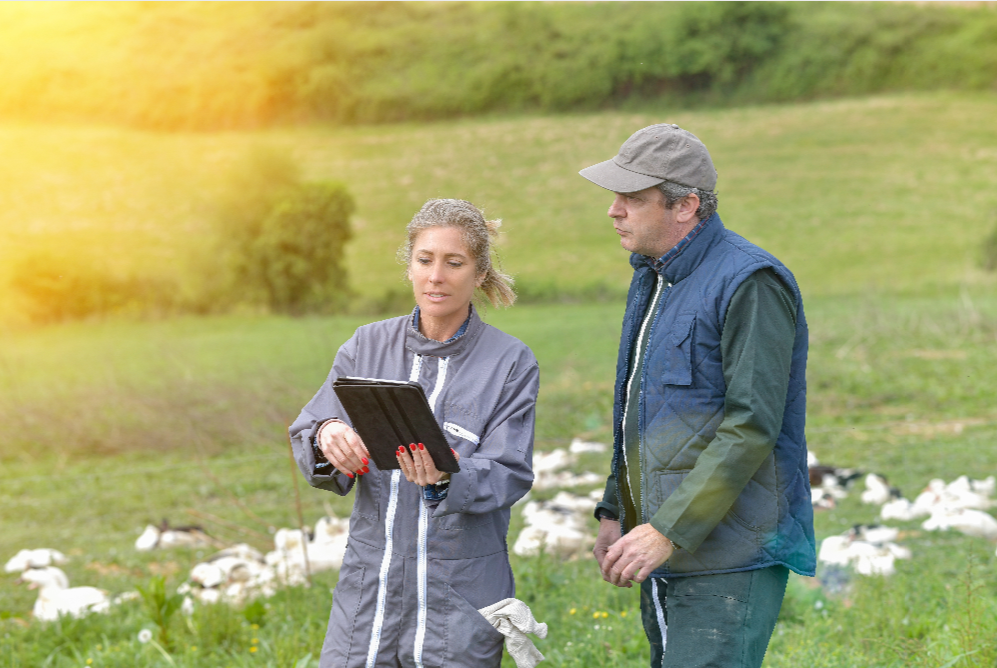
left=250, top=181, right=354, bottom=314
left=665, top=2, right=791, bottom=92
left=212, top=147, right=354, bottom=315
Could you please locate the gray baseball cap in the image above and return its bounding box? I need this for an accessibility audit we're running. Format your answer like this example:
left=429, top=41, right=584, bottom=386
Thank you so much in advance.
left=579, top=123, right=717, bottom=193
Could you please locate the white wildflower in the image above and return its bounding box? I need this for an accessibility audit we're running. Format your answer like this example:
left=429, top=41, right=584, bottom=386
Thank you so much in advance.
left=138, top=629, right=153, bottom=644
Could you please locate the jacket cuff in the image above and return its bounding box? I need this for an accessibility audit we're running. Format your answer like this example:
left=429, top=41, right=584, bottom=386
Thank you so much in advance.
left=309, top=418, right=345, bottom=478
left=648, top=512, right=690, bottom=553
left=595, top=475, right=619, bottom=521
left=432, top=463, right=476, bottom=517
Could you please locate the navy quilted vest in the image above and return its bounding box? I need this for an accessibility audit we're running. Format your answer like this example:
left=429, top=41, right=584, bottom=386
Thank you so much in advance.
left=612, top=213, right=816, bottom=578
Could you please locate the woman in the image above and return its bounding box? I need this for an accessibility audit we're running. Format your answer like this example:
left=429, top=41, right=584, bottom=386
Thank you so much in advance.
left=290, top=199, right=539, bottom=668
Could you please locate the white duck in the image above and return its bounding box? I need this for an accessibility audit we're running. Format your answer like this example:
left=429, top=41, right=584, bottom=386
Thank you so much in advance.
left=18, top=567, right=110, bottom=622
left=266, top=519, right=349, bottom=578
left=135, top=522, right=215, bottom=551
left=514, top=492, right=596, bottom=558
left=817, top=525, right=911, bottom=577
left=880, top=497, right=926, bottom=521
left=513, top=523, right=594, bottom=559
left=184, top=547, right=278, bottom=608
left=4, top=548, right=68, bottom=573
left=568, top=438, right=608, bottom=454
left=860, top=474, right=897, bottom=506
left=922, top=507, right=997, bottom=541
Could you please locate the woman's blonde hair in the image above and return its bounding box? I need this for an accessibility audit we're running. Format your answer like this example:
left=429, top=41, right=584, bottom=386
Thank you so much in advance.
left=399, top=199, right=516, bottom=308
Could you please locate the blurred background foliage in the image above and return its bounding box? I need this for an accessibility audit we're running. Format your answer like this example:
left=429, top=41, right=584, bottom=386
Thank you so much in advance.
left=1, top=2, right=996, bottom=130
left=5, top=144, right=355, bottom=323
left=2, top=0, right=997, bottom=324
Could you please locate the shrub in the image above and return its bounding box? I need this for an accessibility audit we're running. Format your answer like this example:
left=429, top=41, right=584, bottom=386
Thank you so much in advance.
left=210, top=146, right=355, bottom=315
left=9, top=251, right=179, bottom=323
left=250, top=181, right=354, bottom=314
left=666, top=2, right=791, bottom=92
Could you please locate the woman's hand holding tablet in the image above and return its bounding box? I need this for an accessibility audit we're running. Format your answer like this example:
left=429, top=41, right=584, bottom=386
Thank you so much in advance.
left=396, top=442, right=461, bottom=486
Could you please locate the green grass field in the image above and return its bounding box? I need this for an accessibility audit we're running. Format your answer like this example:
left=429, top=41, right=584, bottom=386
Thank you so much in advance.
left=3, top=91, right=997, bottom=324
left=3, top=93, right=997, bottom=666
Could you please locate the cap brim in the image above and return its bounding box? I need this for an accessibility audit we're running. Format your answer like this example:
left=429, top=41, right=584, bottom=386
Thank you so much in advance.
left=579, top=159, right=663, bottom=193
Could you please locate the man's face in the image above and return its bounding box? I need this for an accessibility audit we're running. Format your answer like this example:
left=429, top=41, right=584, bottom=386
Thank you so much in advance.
left=607, top=186, right=689, bottom=259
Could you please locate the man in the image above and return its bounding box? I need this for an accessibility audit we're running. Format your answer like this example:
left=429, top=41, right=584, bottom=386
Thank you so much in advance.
left=579, top=124, right=816, bottom=668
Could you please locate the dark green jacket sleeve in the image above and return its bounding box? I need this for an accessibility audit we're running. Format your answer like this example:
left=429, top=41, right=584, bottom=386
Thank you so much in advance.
left=649, top=268, right=797, bottom=552
left=596, top=473, right=619, bottom=520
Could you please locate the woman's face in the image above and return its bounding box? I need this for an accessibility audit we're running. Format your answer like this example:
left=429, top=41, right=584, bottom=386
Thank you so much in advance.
left=408, top=226, right=482, bottom=326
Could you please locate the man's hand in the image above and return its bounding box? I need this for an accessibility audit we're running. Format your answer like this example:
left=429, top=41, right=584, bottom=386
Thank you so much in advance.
left=594, top=518, right=622, bottom=571
left=601, top=523, right=675, bottom=588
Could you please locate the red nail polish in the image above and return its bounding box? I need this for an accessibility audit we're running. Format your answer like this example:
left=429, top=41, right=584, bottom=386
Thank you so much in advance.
left=418, top=443, right=425, bottom=451
left=362, top=466, right=369, bottom=473
left=346, top=472, right=354, bottom=478
left=362, top=457, right=369, bottom=465
left=409, top=443, right=416, bottom=451
left=451, top=448, right=456, bottom=454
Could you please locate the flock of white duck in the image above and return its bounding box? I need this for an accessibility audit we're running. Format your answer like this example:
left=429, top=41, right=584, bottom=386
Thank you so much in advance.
left=6, top=440, right=996, bottom=623
left=809, top=450, right=997, bottom=576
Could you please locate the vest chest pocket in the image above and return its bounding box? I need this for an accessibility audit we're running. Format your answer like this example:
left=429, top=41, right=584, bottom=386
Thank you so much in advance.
left=659, top=316, right=695, bottom=386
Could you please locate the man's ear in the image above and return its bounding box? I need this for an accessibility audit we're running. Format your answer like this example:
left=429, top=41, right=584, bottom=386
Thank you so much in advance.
left=676, top=193, right=700, bottom=224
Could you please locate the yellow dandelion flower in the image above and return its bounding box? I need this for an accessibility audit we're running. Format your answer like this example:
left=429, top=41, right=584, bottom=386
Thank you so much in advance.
left=601, top=611, right=609, bottom=618
left=621, top=610, right=628, bottom=618
left=592, top=611, right=601, bottom=619
left=86, top=661, right=93, bottom=666
left=569, top=608, right=576, bottom=615
left=251, top=623, right=260, bottom=630
left=252, top=637, right=259, bottom=644
left=250, top=646, right=258, bottom=653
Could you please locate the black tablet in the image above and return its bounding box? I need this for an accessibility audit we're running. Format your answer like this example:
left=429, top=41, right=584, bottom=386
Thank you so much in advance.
left=332, top=377, right=461, bottom=473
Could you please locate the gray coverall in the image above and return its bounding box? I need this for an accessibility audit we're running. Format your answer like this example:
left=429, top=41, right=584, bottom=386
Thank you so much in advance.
left=290, top=307, right=539, bottom=668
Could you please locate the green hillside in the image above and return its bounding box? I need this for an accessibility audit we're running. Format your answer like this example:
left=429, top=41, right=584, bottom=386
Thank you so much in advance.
left=2, top=92, right=997, bottom=323
left=1, top=2, right=996, bottom=130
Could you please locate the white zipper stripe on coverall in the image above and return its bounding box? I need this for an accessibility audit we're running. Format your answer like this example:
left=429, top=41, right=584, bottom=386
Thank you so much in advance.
left=414, top=356, right=449, bottom=668
left=364, top=354, right=426, bottom=667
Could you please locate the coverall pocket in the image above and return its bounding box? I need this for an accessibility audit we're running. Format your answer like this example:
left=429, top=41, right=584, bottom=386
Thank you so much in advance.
left=353, top=470, right=381, bottom=521
left=426, top=584, right=505, bottom=667
left=436, top=510, right=493, bottom=531
left=324, top=563, right=367, bottom=667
